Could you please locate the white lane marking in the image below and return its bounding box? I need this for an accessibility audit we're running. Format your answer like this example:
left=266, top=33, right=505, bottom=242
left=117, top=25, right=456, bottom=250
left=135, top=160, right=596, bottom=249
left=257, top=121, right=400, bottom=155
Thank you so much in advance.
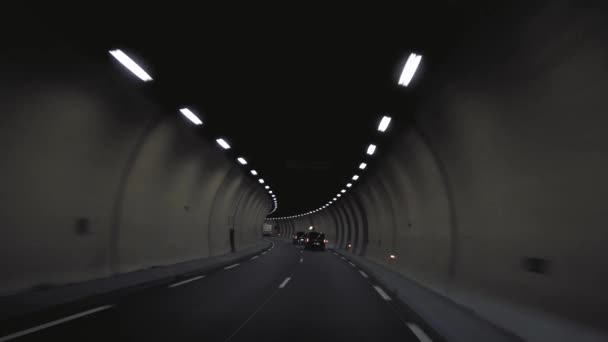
left=373, top=286, right=392, bottom=301
left=299, top=258, right=303, bottom=263
left=340, top=257, right=346, bottom=260
left=168, top=275, right=205, bottom=288
left=359, top=270, right=369, bottom=278
left=250, top=255, right=259, bottom=260
left=262, top=251, right=267, bottom=255
left=278, top=277, right=291, bottom=288
left=0, top=305, right=113, bottom=342
left=406, top=323, right=433, bottom=342
left=348, top=262, right=356, bottom=267
left=224, top=263, right=240, bottom=270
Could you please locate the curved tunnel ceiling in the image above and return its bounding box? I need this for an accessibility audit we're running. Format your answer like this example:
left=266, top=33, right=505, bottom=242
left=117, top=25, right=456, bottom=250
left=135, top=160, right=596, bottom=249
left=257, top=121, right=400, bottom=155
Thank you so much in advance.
left=22, top=3, right=521, bottom=216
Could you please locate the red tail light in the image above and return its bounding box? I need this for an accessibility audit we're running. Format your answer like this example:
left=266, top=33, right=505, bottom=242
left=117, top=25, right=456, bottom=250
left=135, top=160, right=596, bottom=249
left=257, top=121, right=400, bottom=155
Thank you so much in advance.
left=324, top=239, right=329, bottom=243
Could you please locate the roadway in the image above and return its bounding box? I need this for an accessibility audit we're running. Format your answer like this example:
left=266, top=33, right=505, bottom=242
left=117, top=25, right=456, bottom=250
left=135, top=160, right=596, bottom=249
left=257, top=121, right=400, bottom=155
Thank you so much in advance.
left=0, top=239, right=436, bottom=341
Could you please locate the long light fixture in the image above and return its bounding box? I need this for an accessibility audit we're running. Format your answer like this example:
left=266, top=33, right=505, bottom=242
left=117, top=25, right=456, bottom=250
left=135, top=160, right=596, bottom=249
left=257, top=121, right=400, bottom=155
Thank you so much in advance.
left=378, top=116, right=392, bottom=132
left=179, top=108, right=203, bottom=125
left=259, top=179, right=265, bottom=184
left=359, top=162, right=367, bottom=170
left=352, top=175, right=359, bottom=181
left=237, top=157, right=248, bottom=165
left=216, top=138, right=231, bottom=150
left=346, top=183, right=352, bottom=188
left=109, top=49, right=153, bottom=82
left=251, top=170, right=258, bottom=176
left=398, top=53, right=422, bottom=87
left=265, top=185, right=270, bottom=189
left=337, top=194, right=342, bottom=197
left=341, top=189, right=346, bottom=193
left=367, top=144, right=377, bottom=155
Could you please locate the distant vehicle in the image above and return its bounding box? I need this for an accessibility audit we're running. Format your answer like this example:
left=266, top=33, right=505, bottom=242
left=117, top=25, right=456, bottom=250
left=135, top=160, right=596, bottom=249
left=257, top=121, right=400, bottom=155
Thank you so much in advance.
left=262, top=223, right=273, bottom=236
left=304, top=231, right=327, bottom=251
left=292, top=231, right=306, bottom=245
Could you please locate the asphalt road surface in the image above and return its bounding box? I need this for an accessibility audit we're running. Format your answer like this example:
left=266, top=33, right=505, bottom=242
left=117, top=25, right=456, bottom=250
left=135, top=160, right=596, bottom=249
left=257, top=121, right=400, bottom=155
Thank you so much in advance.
left=0, top=239, right=436, bottom=341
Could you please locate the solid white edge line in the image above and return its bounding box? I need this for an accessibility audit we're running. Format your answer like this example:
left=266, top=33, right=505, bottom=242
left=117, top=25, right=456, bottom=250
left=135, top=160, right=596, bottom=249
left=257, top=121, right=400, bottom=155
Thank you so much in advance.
left=0, top=305, right=113, bottom=342
left=406, top=323, right=433, bottom=342
left=224, top=263, right=240, bottom=270
left=349, top=262, right=356, bottom=267
left=168, top=275, right=205, bottom=288
left=251, top=255, right=259, bottom=260
left=262, top=252, right=267, bottom=255
left=359, top=270, right=369, bottom=278
left=340, top=257, right=346, bottom=260
left=373, top=286, right=392, bottom=301
left=279, top=277, right=291, bottom=288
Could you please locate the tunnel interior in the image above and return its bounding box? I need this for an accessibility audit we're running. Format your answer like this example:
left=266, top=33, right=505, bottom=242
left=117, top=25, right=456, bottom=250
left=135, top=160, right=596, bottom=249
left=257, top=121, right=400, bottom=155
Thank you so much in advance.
left=2, top=2, right=608, bottom=342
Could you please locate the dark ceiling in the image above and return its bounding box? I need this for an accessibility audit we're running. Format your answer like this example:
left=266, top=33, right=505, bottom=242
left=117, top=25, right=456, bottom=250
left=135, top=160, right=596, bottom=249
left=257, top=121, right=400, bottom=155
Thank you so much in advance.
left=19, top=2, right=522, bottom=217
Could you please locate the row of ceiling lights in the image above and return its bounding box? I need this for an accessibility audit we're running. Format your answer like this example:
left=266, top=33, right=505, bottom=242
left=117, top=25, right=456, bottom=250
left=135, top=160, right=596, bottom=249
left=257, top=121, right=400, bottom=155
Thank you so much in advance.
left=268, top=52, right=422, bottom=220
left=109, top=49, right=278, bottom=214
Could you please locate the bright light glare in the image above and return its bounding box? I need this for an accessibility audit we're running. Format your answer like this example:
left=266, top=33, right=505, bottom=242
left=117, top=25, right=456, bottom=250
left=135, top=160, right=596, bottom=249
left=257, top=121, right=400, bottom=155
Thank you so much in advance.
left=378, top=116, right=392, bottom=132
left=341, top=189, right=346, bottom=193
left=367, top=144, right=377, bottom=155
left=309, top=226, right=314, bottom=230
left=337, top=194, right=342, bottom=197
left=109, top=49, right=153, bottom=82
left=179, top=108, right=202, bottom=125
left=216, top=138, right=231, bottom=150
left=259, top=179, right=265, bottom=184
left=269, top=191, right=273, bottom=194
left=329, top=201, right=333, bottom=204
left=251, top=170, right=258, bottom=176
left=359, top=163, right=367, bottom=170
left=333, top=198, right=337, bottom=201
left=352, top=175, right=360, bottom=181
left=265, top=185, right=270, bottom=189
left=346, top=183, right=352, bottom=188
left=398, top=53, right=422, bottom=87
left=237, top=157, right=247, bottom=165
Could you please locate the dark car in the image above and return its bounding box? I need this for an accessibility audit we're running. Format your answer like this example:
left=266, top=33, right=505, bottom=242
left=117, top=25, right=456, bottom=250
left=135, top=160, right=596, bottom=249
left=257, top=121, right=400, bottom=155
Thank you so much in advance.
left=292, top=231, right=306, bottom=245
left=304, top=231, right=326, bottom=251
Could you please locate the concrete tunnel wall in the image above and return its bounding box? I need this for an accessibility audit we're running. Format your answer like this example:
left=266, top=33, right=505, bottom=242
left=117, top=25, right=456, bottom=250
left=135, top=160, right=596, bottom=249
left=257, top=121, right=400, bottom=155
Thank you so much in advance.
left=278, top=2, right=608, bottom=340
left=0, top=46, right=271, bottom=295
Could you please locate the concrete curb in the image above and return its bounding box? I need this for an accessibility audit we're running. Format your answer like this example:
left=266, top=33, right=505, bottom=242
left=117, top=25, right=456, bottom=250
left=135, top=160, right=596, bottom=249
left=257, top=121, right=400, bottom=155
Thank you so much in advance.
left=0, top=239, right=273, bottom=322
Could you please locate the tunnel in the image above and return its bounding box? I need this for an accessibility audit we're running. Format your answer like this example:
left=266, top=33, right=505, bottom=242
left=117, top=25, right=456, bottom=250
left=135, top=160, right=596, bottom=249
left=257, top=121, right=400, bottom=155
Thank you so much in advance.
left=1, top=2, right=608, bottom=342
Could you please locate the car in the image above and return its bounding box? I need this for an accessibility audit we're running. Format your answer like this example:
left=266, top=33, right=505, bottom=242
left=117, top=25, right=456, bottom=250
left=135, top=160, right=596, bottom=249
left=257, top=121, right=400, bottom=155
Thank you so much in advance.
left=304, top=231, right=327, bottom=251
left=292, top=231, right=306, bottom=245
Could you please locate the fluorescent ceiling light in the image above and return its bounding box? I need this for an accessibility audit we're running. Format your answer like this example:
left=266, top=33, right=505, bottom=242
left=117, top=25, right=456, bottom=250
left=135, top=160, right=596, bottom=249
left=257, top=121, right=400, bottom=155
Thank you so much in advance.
left=265, top=185, right=270, bottom=189
left=216, top=138, right=231, bottom=150
left=109, top=49, right=153, bottom=81
left=329, top=201, right=333, bottom=204
left=367, top=144, right=377, bottom=155
left=269, top=190, right=273, bottom=194
left=398, top=53, right=422, bottom=87
left=333, top=198, right=337, bottom=201
left=237, top=157, right=247, bottom=165
left=378, top=116, right=392, bottom=132
left=251, top=170, right=258, bottom=176
left=337, top=194, right=342, bottom=197
left=359, top=163, right=367, bottom=170
left=341, top=189, right=346, bottom=193
left=179, top=108, right=203, bottom=125
left=352, top=175, right=359, bottom=181
left=259, top=179, right=265, bottom=184
left=346, top=183, right=352, bottom=188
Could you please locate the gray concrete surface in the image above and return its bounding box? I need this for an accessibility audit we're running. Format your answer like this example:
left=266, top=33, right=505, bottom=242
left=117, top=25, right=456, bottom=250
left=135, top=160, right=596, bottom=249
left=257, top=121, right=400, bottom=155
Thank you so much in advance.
left=0, top=46, right=271, bottom=296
